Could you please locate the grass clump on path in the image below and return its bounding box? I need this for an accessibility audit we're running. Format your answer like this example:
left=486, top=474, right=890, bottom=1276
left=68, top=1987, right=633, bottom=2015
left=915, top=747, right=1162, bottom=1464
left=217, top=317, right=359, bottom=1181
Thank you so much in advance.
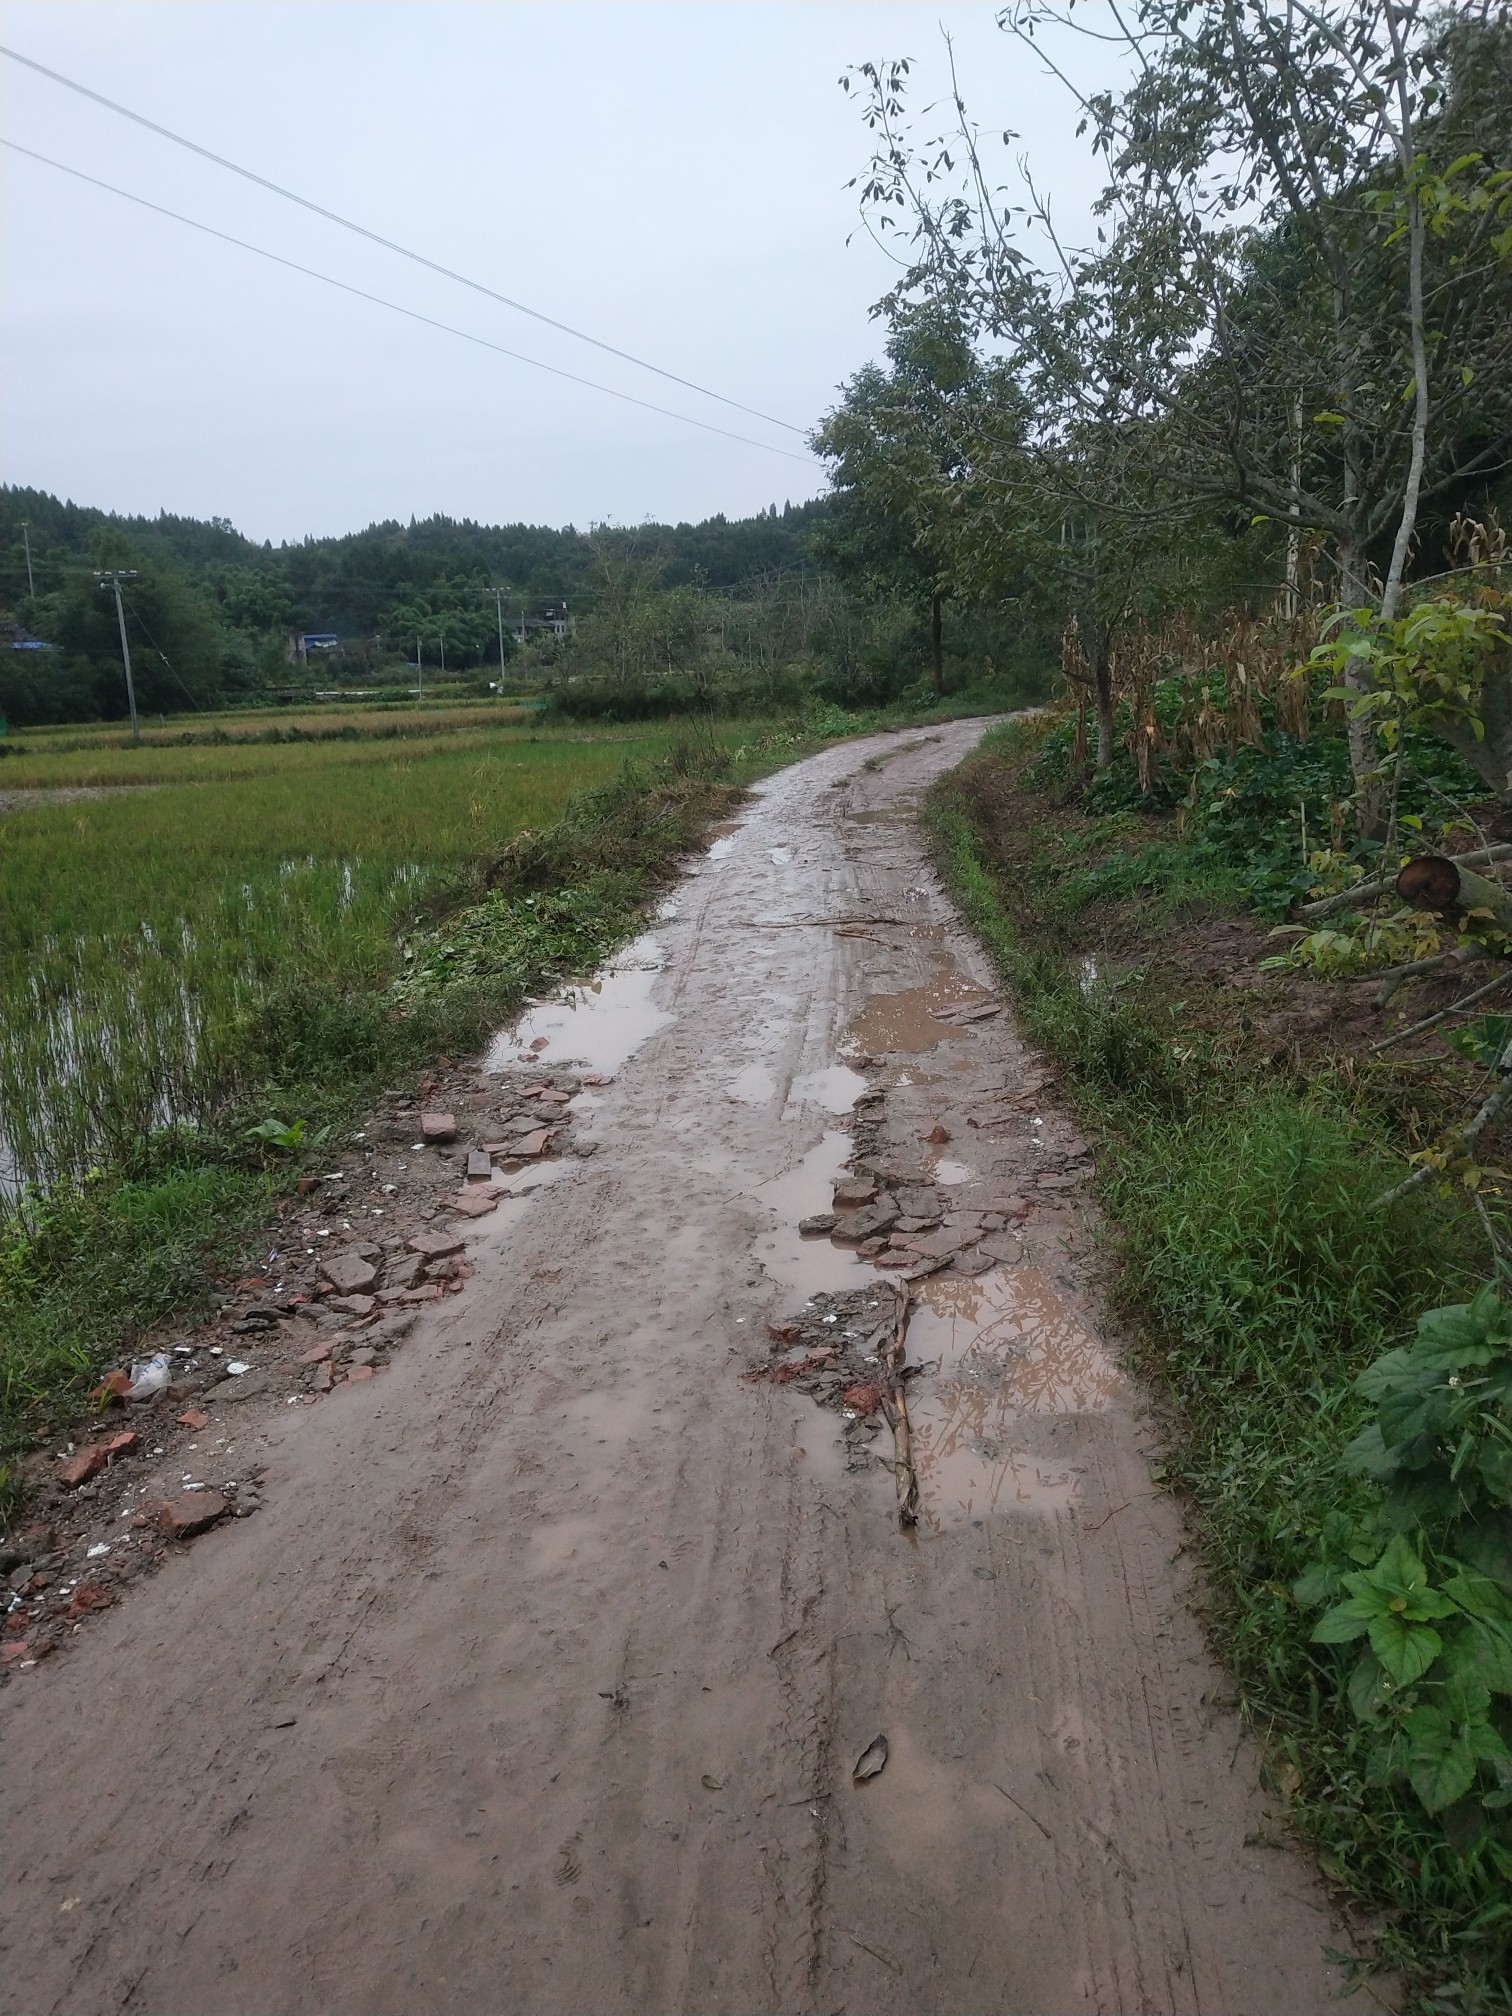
left=930, top=718, right=1509, bottom=2014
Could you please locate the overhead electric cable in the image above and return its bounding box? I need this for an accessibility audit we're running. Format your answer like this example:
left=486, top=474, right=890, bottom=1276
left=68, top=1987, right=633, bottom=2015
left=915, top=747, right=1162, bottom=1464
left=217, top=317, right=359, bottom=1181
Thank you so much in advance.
left=0, top=44, right=807, bottom=437
left=1, top=140, right=817, bottom=465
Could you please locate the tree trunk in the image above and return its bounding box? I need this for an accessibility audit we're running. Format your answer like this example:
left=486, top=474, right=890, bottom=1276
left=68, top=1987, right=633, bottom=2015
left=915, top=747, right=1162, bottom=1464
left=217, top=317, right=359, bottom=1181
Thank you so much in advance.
left=1335, top=529, right=1385, bottom=836
left=1093, top=642, right=1116, bottom=772
left=930, top=594, right=944, bottom=697
left=1380, top=2, right=1429, bottom=625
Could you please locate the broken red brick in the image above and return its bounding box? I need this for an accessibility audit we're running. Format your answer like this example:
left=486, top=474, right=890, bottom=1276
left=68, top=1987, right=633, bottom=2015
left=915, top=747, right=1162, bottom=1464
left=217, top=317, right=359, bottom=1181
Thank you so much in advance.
left=57, top=1447, right=108, bottom=1488
left=102, top=1431, right=138, bottom=1460
left=327, top=1293, right=377, bottom=1317
left=926, top=1123, right=952, bottom=1145
left=158, top=1492, right=228, bottom=1540
left=408, top=1229, right=466, bottom=1259
left=420, top=1111, right=458, bottom=1143
left=295, top=1175, right=320, bottom=1195
left=66, top=1584, right=116, bottom=1618
left=767, top=1321, right=803, bottom=1344
left=343, top=1365, right=375, bottom=1384
left=2, top=1641, right=34, bottom=1667
left=175, top=1408, right=212, bottom=1430
left=321, top=1253, right=379, bottom=1296
left=92, top=1369, right=132, bottom=1406
left=842, top=1382, right=885, bottom=1416
left=450, top=1189, right=499, bottom=1218
left=514, top=1129, right=553, bottom=1159
left=312, top=1361, right=335, bottom=1393
left=296, top=1341, right=336, bottom=1366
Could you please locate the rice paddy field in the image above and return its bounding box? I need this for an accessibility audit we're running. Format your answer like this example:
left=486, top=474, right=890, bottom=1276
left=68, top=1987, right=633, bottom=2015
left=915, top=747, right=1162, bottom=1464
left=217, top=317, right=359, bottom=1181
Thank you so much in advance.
left=0, top=705, right=790, bottom=1198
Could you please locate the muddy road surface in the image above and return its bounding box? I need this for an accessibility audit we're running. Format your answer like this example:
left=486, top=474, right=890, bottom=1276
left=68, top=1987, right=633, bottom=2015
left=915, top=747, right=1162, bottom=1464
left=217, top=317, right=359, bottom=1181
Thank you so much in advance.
left=3, top=723, right=1354, bottom=2015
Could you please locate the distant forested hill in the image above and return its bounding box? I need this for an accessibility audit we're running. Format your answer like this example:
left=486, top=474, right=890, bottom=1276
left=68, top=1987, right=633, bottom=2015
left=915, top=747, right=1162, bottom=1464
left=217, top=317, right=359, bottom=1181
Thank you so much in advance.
left=0, top=490, right=830, bottom=723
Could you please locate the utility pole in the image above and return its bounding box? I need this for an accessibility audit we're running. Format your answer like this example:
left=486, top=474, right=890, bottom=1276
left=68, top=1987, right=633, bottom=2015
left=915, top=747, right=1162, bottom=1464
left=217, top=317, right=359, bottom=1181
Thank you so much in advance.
left=21, top=522, right=35, bottom=598
left=439, top=631, right=446, bottom=676
left=95, top=570, right=140, bottom=743
left=487, top=585, right=509, bottom=683
left=416, top=634, right=423, bottom=704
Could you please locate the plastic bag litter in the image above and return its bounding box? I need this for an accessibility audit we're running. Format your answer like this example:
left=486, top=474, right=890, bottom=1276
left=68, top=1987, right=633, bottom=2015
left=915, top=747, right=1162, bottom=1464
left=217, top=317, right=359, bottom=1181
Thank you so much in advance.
left=126, top=1352, right=171, bottom=1401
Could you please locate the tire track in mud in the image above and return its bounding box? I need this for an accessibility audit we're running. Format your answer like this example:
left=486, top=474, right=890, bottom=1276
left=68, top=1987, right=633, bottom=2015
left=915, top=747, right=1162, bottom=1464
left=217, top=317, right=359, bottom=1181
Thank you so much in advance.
left=2, top=722, right=1362, bottom=2016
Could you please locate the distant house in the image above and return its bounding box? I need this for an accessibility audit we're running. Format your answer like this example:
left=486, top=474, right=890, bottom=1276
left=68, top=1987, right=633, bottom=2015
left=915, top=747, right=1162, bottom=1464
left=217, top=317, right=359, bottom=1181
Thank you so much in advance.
left=510, top=601, right=569, bottom=644
left=4, top=621, right=55, bottom=652
left=285, top=631, right=342, bottom=663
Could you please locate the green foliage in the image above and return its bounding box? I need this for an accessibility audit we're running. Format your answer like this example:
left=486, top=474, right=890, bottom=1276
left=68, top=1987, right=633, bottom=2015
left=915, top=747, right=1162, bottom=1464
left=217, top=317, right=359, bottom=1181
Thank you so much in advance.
left=1030, top=680, right=1487, bottom=920
left=242, top=1117, right=329, bottom=1154
left=1448, top=1017, right=1512, bottom=1072
left=0, top=1159, right=262, bottom=1441
left=928, top=741, right=1512, bottom=2005
left=1297, top=1286, right=1512, bottom=1848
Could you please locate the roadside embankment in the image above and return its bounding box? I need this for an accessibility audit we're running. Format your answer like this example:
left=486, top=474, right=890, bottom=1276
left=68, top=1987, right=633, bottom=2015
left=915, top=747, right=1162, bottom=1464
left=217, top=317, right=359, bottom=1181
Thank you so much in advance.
left=928, top=715, right=1509, bottom=2013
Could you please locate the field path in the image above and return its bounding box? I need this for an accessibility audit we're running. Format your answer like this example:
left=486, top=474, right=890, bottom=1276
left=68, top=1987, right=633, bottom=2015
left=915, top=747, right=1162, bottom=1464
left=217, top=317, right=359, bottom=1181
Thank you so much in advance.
left=2, top=723, right=1353, bottom=2015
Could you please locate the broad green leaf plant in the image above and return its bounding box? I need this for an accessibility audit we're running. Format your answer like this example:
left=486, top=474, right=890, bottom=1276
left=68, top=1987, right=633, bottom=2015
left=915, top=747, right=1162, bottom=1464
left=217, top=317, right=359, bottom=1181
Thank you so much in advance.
left=1296, top=1285, right=1512, bottom=1848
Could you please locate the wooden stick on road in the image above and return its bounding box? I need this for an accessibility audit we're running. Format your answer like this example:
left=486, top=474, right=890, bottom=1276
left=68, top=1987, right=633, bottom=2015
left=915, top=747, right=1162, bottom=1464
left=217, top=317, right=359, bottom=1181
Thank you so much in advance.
left=880, top=1282, right=920, bottom=1528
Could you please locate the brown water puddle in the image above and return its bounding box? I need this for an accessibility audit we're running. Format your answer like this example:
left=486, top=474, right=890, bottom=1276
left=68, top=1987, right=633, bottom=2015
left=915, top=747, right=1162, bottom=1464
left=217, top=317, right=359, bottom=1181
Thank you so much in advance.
left=751, top=1130, right=867, bottom=1300
left=846, top=976, right=995, bottom=1056
left=484, top=932, right=671, bottom=1077
left=904, top=1267, right=1120, bottom=1533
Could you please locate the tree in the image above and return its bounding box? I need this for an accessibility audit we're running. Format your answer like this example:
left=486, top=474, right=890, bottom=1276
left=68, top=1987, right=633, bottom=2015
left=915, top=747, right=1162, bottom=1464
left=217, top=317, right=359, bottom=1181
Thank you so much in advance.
left=838, top=4, right=1512, bottom=798
left=813, top=307, right=993, bottom=696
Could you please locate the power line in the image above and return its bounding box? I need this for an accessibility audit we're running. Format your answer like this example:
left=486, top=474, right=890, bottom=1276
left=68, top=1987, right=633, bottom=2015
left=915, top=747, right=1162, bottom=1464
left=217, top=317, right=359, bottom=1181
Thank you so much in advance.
left=1, top=140, right=817, bottom=466
left=0, top=44, right=807, bottom=438
left=120, top=588, right=205, bottom=712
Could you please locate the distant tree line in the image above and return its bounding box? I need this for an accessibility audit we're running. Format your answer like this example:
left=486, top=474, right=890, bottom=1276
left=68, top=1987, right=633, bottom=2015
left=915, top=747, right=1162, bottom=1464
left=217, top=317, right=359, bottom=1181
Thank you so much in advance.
left=0, top=479, right=1058, bottom=728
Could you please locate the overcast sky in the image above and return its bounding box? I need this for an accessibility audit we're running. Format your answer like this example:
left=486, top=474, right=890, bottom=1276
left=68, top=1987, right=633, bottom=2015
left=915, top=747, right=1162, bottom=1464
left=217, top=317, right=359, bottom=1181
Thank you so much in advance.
left=2, top=3, right=1122, bottom=545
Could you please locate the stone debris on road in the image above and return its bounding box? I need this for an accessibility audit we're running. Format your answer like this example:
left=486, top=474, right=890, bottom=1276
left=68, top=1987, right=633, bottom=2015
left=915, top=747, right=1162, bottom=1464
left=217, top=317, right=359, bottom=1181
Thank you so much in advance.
left=3, top=1053, right=592, bottom=1677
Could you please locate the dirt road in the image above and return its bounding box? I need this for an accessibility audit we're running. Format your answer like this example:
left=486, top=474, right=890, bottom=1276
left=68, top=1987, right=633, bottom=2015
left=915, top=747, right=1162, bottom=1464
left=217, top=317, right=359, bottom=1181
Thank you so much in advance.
left=3, top=723, right=1353, bottom=2015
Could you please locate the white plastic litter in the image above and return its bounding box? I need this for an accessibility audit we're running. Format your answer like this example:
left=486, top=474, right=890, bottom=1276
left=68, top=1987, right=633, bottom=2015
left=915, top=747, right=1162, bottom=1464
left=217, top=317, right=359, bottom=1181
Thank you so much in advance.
left=225, top=1361, right=252, bottom=1376
left=126, top=1353, right=170, bottom=1401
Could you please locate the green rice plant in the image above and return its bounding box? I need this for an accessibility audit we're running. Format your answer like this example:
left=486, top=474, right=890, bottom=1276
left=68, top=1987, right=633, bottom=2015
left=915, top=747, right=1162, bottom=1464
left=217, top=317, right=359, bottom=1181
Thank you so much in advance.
left=0, top=718, right=794, bottom=1193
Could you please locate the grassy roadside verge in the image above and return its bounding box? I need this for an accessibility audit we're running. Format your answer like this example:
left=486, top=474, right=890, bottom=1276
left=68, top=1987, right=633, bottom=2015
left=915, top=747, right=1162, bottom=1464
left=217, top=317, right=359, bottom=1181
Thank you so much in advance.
left=929, top=719, right=1509, bottom=2012
left=0, top=722, right=831, bottom=1510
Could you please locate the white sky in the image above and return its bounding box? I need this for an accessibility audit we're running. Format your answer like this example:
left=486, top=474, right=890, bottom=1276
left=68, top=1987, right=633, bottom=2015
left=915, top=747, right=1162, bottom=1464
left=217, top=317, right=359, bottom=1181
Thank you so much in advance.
left=1, top=2, right=1123, bottom=544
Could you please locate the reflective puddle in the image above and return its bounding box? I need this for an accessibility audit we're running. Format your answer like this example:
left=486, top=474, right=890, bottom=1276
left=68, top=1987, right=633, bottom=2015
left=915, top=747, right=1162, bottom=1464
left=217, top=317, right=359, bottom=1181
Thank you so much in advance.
left=484, top=933, right=671, bottom=1076
left=726, top=1063, right=777, bottom=1106
left=904, top=1267, right=1121, bottom=1532
left=790, top=1064, right=867, bottom=1114
left=751, top=1131, right=868, bottom=1298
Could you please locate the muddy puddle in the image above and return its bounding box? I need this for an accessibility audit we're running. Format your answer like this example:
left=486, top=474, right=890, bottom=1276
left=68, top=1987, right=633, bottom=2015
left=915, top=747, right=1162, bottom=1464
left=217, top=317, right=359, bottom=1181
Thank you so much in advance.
left=751, top=1131, right=868, bottom=1300
left=790, top=1064, right=867, bottom=1114
left=905, top=1267, right=1121, bottom=1533
left=484, top=932, right=671, bottom=1076
left=846, top=972, right=996, bottom=1057
left=726, top=1063, right=777, bottom=1106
